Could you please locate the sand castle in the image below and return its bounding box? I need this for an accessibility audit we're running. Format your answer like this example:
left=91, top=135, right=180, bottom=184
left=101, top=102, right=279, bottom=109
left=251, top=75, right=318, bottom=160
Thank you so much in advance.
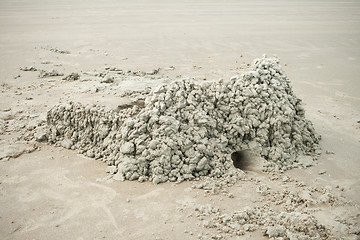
left=46, top=55, right=321, bottom=184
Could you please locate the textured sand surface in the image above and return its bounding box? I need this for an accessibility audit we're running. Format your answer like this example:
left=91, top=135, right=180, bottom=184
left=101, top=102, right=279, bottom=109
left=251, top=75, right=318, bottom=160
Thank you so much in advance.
left=0, top=1, right=359, bottom=239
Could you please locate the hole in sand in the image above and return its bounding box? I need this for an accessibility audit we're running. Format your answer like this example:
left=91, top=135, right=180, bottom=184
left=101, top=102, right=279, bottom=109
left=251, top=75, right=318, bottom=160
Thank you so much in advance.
left=231, top=150, right=252, bottom=170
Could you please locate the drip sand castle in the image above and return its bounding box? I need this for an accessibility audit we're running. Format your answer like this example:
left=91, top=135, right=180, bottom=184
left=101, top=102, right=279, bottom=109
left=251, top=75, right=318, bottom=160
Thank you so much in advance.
left=45, top=55, right=321, bottom=184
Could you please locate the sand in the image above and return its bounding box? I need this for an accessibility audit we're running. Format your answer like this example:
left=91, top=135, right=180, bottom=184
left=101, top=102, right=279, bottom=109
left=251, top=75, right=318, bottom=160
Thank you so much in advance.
left=0, top=0, right=359, bottom=239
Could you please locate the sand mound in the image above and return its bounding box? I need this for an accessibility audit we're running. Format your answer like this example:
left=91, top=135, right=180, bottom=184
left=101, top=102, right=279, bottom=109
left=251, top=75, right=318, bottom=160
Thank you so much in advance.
left=46, top=55, right=321, bottom=184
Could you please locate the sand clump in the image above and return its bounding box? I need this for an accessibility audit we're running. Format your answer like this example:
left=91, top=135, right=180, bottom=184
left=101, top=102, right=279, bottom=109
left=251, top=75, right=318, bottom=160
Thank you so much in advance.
left=39, top=69, right=64, bottom=78
left=19, top=67, right=65, bottom=78
left=62, top=72, right=80, bottom=81
left=196, top=204, right=332, bottom=239
left=45, top=55, right=321, bottom=184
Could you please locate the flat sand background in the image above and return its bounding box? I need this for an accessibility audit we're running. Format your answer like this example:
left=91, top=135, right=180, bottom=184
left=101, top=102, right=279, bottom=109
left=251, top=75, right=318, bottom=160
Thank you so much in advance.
left=0, top=0, right=359, bottom=239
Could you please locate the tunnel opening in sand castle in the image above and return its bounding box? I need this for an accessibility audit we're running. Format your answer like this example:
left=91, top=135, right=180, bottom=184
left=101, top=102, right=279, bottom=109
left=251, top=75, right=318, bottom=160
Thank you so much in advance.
left=231, top=150, right=252, bottom=171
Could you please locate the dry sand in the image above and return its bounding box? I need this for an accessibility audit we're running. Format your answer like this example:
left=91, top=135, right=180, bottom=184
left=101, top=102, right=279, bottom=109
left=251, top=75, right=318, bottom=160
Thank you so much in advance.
left=0, top=0, right=359, bottom=239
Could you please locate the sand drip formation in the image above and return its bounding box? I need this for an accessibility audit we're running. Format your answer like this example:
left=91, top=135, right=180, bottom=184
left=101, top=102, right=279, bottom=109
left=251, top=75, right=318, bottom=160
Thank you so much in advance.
left=46, top=55, right=321, bottom=184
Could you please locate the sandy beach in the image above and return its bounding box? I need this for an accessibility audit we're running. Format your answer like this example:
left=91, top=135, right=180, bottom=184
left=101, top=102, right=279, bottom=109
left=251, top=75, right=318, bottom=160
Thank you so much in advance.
left=0, top=0, right=359, bottom=239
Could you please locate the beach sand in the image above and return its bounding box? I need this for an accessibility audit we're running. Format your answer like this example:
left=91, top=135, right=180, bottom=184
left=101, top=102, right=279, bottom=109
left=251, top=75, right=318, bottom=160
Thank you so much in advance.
left=0, top=1, right=359, bottom=239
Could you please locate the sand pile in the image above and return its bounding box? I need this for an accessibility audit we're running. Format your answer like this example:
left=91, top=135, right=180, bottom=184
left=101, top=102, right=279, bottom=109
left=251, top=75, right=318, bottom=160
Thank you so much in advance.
left=46, top=55, right=321, bottom=184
